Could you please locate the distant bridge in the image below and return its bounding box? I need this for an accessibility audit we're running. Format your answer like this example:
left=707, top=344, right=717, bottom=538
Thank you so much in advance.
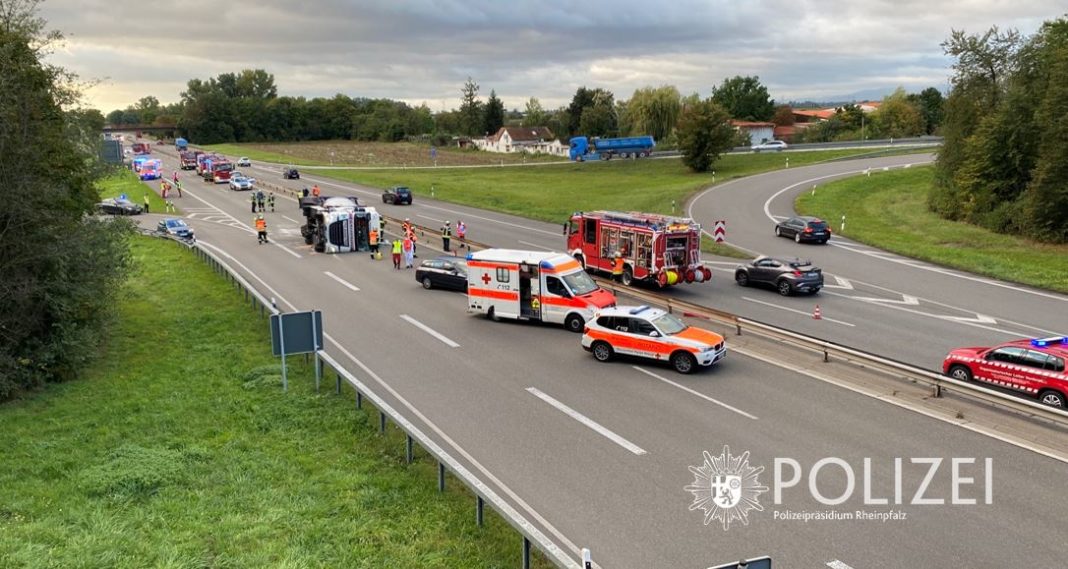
left=103, top=124, right=178, bottom=134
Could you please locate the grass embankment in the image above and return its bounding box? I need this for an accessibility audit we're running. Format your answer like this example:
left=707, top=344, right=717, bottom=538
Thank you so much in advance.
left=796, top=166, right=1068, bottom=294
left=98, top=169, right=169, bottom=214
left=0, top=237, right=548, bottom=568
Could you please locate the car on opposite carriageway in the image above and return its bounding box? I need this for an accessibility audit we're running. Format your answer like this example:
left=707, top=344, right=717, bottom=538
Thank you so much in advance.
left=735, top=256, right=823, bottom=296
left=382, top=186, right=413, bottom=205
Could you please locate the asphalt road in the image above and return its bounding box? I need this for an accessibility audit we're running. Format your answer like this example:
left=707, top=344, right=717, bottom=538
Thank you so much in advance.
left=131, top=145, right=1068, bottom=568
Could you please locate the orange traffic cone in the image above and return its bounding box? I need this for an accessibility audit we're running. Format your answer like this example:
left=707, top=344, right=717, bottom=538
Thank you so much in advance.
left=813, top=305, right=822, bottom=320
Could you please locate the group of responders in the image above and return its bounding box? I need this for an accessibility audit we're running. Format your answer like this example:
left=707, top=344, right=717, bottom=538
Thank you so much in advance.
left=772, top=510, right=908, bottom=523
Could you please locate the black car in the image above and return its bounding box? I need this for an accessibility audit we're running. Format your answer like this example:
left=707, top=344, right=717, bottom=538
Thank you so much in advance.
left=775, top=216, right=831, bottom=244
left=735, top=256, right=823, bottom=296
left=283, top=167, right=300, bottom=179
left=156, top=218, right=195, bottom=241
left=383, top=186, right=413, bottom=205
left=97, top=197, right=143, bottom=215
left=415, top=257, right=467, bottom=291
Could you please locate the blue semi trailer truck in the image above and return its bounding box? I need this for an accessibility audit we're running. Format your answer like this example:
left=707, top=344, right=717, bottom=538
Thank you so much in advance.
left=568, top=135, right=655, bottom=161
left=175, top=137, right=188, bottom=151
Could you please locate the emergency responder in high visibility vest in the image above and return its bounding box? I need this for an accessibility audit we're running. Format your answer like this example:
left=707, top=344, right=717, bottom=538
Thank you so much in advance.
left=612, top=251, right=625, bottom=282
left=250, top=192, right=257, bottom=213
left=391, top=237, right=403, bottom=269
left=441, top=221, right=452, bottom=253
left=369, top=228, right=379, bottom=259
left=312, top=185, right=320, bottom=197
left=255, top=214, right=268, bottom=244
left=143, top=192, right=150, bottom=213
left=402, top=218, right=411, bottom=235
left=256, top=190, right=265, bottom=213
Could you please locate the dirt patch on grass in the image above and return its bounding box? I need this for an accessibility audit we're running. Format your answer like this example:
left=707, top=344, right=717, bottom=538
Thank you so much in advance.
left=232, top=140, right=566, bottom=167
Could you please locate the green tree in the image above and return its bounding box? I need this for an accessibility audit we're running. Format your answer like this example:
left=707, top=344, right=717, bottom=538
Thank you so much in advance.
left=482, top=89, right=504, bottom=136
left=578, top=90, right=617, bottom=137
left=711, top=76, right=775, bottom=121
left=0, top=0, right=132, bottom=400
left=675, top=97, right=735, bottom=172
left=771, top=105, right=795, bottom=127
left=871, top=88, right=924, bottom=138
left=522, top=97, right=547, bottom=127
left=624, top=85, right=682, bottom=141
left=910, top=87, right=945, bottom=134
left=1021, top=39, right=1068, bottom=241
left=458, top=77, right=483, bottom=136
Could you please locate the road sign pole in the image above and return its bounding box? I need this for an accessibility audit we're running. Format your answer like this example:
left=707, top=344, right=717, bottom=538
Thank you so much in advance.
left=278, top=312, right=288, bottom=392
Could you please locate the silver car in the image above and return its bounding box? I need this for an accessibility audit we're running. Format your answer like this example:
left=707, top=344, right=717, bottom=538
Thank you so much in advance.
left=751, top=140, right=788, bottom=152
left=229, top=174, right=254, bottom=191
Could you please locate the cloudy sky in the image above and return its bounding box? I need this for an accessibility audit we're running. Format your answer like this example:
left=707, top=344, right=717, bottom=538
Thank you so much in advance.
left=40, top=0, right=1061, bottom=113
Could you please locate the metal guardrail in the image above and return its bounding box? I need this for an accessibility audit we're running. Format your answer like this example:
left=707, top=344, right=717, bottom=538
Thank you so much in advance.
left=142, top=234, right=583, bottom=569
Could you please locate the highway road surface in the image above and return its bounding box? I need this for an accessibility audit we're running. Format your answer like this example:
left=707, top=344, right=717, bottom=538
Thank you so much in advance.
left=129, top=145, right=1068, bottom=568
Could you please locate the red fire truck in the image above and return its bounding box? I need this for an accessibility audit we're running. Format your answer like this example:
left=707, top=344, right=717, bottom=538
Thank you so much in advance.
left=565, top=210, right=711, bottom=287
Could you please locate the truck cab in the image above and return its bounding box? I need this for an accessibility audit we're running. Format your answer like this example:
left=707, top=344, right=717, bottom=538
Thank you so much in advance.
left=299, top=196, right=381, bottom=254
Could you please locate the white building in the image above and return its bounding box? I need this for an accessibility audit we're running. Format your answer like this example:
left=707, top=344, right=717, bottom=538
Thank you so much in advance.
left=730, top=121, right=777, bottom=146
left=476, top=126, right=565, bottom=156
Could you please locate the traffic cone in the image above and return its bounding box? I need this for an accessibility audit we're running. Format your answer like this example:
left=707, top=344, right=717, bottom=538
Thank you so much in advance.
left=813, top=305, right=822, bottom=320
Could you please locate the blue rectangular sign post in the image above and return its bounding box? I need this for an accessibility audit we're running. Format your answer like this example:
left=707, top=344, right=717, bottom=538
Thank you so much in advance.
left=270, top=310, right=323, bottom=391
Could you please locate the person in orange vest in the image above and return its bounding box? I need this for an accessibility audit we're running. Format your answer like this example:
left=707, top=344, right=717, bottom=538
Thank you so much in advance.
left=312, top=184, right=320, bottom=197
left=402, top=233, right=414, bottom=268
left=612, top=251, right=625, bottom=283
left=255, top=214, right=268, bottom=244
left=406, top=226, right=418, bottom=258
left=368, top=227, right=379, bottom=259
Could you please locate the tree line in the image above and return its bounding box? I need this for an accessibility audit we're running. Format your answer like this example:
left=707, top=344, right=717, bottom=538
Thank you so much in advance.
left=109, top=71, right=945, bottom=149
left=931, top=16, right=1068, bottom=243
left=1, top=0, right=132, bottom=401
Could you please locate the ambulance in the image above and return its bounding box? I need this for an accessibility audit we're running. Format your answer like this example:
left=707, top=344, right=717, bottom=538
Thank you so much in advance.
left=466, top=249, right=618, bottom=333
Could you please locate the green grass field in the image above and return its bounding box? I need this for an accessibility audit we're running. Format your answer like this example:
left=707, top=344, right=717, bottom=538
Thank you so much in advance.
left=308, top=150, right=902, bottom=226
left=203, top=141, right=565, bottom=168
left=0, top=237, right=548, bottom=568
left=796, top=166, right=1068, bottom=293
left=98, top=169, right=170, bottom=214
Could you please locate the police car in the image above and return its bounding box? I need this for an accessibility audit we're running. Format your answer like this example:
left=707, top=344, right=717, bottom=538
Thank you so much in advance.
left=581, top=305, right=726, bottom=374
left=942, top=335, right=1068, bottom=408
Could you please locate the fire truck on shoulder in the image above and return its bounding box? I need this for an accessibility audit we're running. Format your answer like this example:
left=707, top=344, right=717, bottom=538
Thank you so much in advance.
left=565, top=211, right=711, bottom=287
left=466, top=249, right=617, bottom=332
left=299, top=195, right=381, bottom=254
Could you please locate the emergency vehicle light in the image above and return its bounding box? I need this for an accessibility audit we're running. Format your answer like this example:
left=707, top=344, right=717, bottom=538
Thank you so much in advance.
left=539, top=260, right=554, bottom=270
left=466, top=252, right=474, bottom=260
left=629, top=305, right=650, bottom=315
left=1031, top=336, right=1068, bottom=347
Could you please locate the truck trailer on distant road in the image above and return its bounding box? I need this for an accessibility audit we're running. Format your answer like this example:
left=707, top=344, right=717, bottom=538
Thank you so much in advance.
left=568, top=135, right=655, bottom=161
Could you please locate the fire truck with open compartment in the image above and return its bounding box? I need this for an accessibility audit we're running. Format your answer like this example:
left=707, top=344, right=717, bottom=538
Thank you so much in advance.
left=565, top=211, right=711, bottom=287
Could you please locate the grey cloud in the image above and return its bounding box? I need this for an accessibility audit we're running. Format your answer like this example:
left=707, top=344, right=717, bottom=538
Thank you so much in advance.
left=38, top=0, right=1062, bottom=111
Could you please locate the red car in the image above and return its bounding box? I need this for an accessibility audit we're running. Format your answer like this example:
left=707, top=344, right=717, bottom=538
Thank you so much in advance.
left=943, top=336, right=1068, bottom=408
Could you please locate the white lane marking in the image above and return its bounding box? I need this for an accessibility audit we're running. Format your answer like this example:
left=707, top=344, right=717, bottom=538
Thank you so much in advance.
left=282, top=215, right=301, bottom=224
left=853, top=294, right=919, bottom=305
left=518, top=240, right=554, bottom=251
left=631, top=367, right=758, bottom=420
left=323, top=271, right=359, bottom=291
left=761, top=163, right=929, bottom=224
left=272, top=241, right=303, bottom=258
left=420, top=204, right=561, bottom=237
left=193, top=241, right=591, bottom=564
left=820, top=290, right=1034, bottom=337
left=827, top=560, right=855, bottom=569
left=526, top=387, right=647, bottom=455
left=399, top=314, right=460, bottom=348
left=742, top=296, right=856, bottom=327
left=419, top=214, right=445, bottom=223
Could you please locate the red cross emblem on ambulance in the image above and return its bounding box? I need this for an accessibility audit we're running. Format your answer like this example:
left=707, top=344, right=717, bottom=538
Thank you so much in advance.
left=481, top=273, right=492, bottom=285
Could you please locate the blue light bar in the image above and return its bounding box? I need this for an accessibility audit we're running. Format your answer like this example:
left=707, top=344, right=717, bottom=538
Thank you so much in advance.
left=629, top=305, right=650, bottom=315
left=1031, top=335, right=1068, bottom=347
left=540, top=260, right=554, bottom=270
left=466, top=252, right=474, bottom=260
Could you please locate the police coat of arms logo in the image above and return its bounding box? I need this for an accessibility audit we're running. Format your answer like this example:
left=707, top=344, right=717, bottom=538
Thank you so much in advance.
left=684, top=445, right=769, bottom=530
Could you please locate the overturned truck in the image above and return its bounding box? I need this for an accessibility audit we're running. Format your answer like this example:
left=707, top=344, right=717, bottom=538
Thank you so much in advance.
left=299, top=195, right=381, bottom=254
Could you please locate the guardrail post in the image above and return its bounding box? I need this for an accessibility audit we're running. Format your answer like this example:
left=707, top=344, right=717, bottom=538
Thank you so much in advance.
left=315, top=354, right=322, bottom=393
left=736, top=321, right=742, bottom=335
left=438, top=462, right=446, bottom=492
left=932, top=383, right=942, bottom=398
left=379, top=411, right=386, bottom=434
left=476, top=496, right=484, bottom=527
left=823, top=349, right=829, bottom=363
left=356, top=391, right=363, bottom=409
left=522, top=537, right=531, bottom=569
left=336, top=372, right=342, bottom=395
left=406, top=435, right=413, bottom=464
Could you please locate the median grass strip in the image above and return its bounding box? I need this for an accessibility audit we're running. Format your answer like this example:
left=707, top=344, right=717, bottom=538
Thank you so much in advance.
left=97, top=169, right=170, bottom=213
left=0, top=237, right=549, bottom=568
left=796, top=165, right=1068, bottom=294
